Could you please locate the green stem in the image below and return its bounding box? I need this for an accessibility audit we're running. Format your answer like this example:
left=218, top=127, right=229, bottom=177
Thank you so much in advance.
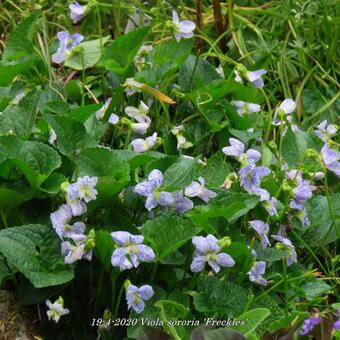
left=282, top=260, right=289, bottom=325
left=0, top=211, right=8, bottom=228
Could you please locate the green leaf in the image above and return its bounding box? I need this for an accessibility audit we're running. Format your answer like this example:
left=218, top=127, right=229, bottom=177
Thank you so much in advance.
left=186, top=191, right=258, bottom=232
left=282, top=127, right=321, bottom=167
left=46, top=115, right=98, bottom=158
left=64, top=37, right=110, bottom=70
left=162, top=157, right=197, bottom=192
left=196, top=153, right=231, bottom=187
left=0, top=57, right=36, bottom=86
left=0, top=135, right=61, bottom=188
left=255, top=246, right=291, bottom=262
left=75, top=147, right=130, bottom=205
left=142, top=214, right=202, bottom=260
left=301, top=194, right=340, bottom=246
left=155, top=300, right=190, bottom=340
left=67, top=103, right=102, bottom=123
left=199, top=328, right=245, bottom=340
left=0, top=90, right=39, bottom=138
left=225, top=308, right=271, bottom=335
left=193, top=276, right=249, bottom=316
left=0, top=224, right=74, bottom=288
left=301, top=279, right=331, bottom=301
left=95, top=230, right=115, bottom=271
left=101, top=27, right=150, bottom=75
left=2, top=14, right=38, bottom=62
left=0, top=188, right=32, bottom=213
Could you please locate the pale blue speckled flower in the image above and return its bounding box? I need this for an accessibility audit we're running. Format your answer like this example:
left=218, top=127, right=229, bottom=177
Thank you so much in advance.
left=134, top=169, right=173, bottom=210
left=249, top=220, right=271, bottom=250
left=61, top=234, right=92, bottom=264
left=111, top=231, right=155, bottom=271
left=67, top=176, right=98, bottom=203
left=52, top=31, right=84, bottom=64
left=222, top=138, right=261, bottom=165
left=272, top=99, right=296, bottom=125
left=69, top=1, right=87, bottom=23
left=50, top=204, right=86, bottom=239
left=126, top=284, right=154, bottom=313
left=172, top=10, right=195, bottom=42
left=300, top=316, right=321, bottom=336
left=185, top=177, right=217, bottom=203
left=232, top=100, right=261, bottom=117
left=190, top=234, right=235, bottom=273
left=289, top=180, right=313, bottom=211
left=246, top=69, right=266, bottom=88
left=248, top=261, right=268, bottom=286
left=172, top=191, right=194, bottom=213
left=315, top=120, right=337, bottom=143
left=131, top=132, right=157, bottom=152
left=239, top=164, right=270, bottom=201
left=321, top=144, right=340, bottom=177
left=263, top=197, right=278, bottom=216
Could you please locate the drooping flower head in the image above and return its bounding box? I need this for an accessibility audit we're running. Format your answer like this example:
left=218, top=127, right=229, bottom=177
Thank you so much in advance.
left=289, top=179, right=313, bottom=211
left=95, top=98, right=112, bottom=120
left=172, top=10, right=195, bottom=42
left=184, top=177, right=217, bottom=203
left=46, top=296, right=70, bottom=323
left=249, top=220, right=271, bottom=250
left=272, top=99, right=296, bottom=126
left=263, top=197, right=278, bottom=216
left=271, top=234, right=297, bottom=266
left=300, top=315, right=321, bottom=336
left=171, top=125, right=192, bottom=150
left=69, top=1, right=87, bottom=23
left=247, top=261, right=268, bottom=286
left=52, top=31, right=84, bottom=64
left=232, top=100, right=261, bottom=117
left=190, top=234, right=235, bottom=273
left=238, top=164, right=270, bottom=201
left=111, top=231, right=155, bottom=271
left=61, top=231, right=95, bottom=264
left=246, top=69, right=267, bottom=88
left=126, top=284, right=154, bottom=313
left=134, top=169, right=173, bottom=210
left=222, top=138, right=261, bottom=165
left=320, top=144, right=340, bottom=177
left=123, top=78, right=142, bottom=96
left=125, top=101, right=151, bottom=125
left=130, top=132, right=158, bottom=153
left=50, top=204, right=86, bottom=239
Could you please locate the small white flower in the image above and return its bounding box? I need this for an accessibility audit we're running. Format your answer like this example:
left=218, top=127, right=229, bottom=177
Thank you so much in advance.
left=172, top=10, right=195, bottom=42
left=171, top=125, right=192, bottom=150
left=125, top=101, right=151, bottom=124
left=232, top=100, right=261, bottom=117
left=130, top=132, right=157, bottom=153
left=95, top=98, right=112, bottom=120
left=124, top=78, right=142, bottom=96
left=46, top=296, right=70, bottom=323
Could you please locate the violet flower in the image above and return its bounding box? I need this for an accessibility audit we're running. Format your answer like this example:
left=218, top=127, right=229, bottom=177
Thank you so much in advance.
left=126, top=284, right=154, bottom=313
left=315, top=120, right=337, bottom=143
left=46, top=296, right=70, bottom=323
left=271, top=234, right=297, bottom=266
left=111, top=231, right=155, bottom=271
left=222, top=138, right=261, bottom=165
left=320, top=144, right=340, bottom=177
left=190, top=234, right=235, bottom=273
left=248, top=261, right=268, bottom=286
left=52, top=31, right=84, bottom=64
left=184, top=177, right=217, bottom=203
left=249, top=220, right=271, bottom=250
left=232, top=100, right=261, bottom=117
left=171, top=191, right=194, bottom=213
left=172, top=10, right=195, bottom=42
left=300, top=315, right=321, bottom=336
left=69, top=1, right=87, bottom=23
left=130, top=133, right=157, bottom=153
left=134, top=169, right=173, bottom=210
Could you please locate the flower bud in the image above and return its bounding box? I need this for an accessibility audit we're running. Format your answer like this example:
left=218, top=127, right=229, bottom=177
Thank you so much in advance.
left=219, top=236, right=232, bottom=248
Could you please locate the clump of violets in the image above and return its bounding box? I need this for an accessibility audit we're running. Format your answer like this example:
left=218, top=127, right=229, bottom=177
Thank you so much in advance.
left=130, top=132, right=158, bottom=152
left=247, top=261, right=268, bottom=286
left=222, top=138, right=261, bottom=165
left=300, top=315, right=321, bottom=336
left=134, top=169, right=173, bottom=210
left=249, top=220, right=271, bottom=250
left=232, top=100, right=261, bottom=117
left=272, top=234, right=297, bottom=266
left=111, top=231, right=155, bottom=271
left=171, top=125, right=192, bottom=150
left=184, top=177, right=217, bottom=203
left=190, top=235, right=235, bottom=273
left=52, top=31, right=84, bottom=64
left=125, top=283, right=154, bottom=313
left=320, top=144, right=340, bottom=177
left=46, top=296, right=70, bottom=323
left=171, top=10, right=195, bottom=42
left=50, top=176, right=98, bottom=264
left=69, top=1, right=87, bottom=23
left=315, top=120, right=338, bottom=143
